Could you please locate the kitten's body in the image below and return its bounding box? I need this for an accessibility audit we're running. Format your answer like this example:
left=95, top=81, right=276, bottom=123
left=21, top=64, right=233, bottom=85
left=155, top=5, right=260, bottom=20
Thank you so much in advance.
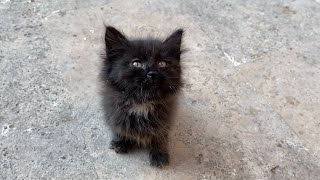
left=102, top=84, right=175, bottom=147
left=100, top=27, right=184, bottom=167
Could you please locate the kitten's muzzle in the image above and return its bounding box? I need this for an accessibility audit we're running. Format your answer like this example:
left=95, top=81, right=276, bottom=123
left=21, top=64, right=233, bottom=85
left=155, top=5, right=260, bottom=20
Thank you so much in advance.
left=147, top=71, right=158, bottom=79
left=145, top=71, right=159, bottom=85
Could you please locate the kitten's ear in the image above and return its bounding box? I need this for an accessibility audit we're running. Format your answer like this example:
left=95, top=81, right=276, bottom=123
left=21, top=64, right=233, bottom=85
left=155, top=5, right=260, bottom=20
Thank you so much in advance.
left=164, top=29, right=184, bottom=47
left=163, top=29, right=184, bottom=58
left=105, top=26, right=128, bottom=51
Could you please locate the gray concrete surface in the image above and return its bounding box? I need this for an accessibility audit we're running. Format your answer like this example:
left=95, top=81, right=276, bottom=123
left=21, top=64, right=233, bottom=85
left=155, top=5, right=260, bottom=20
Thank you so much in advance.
left=1, top=0, right=320, bottom=179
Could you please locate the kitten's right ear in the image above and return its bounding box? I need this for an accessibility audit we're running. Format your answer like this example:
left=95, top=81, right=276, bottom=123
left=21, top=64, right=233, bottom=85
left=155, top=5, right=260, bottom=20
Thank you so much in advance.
left=105, top=26, right=128, bottom=50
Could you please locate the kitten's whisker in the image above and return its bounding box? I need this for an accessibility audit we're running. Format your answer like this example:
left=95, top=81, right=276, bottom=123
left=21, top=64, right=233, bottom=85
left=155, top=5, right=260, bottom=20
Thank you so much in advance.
left=140, top=84, right=143, bottom=99
left=152, top=114, right=165, bottom=127
left=157, top=93, right=169, bottom=111
left=169, top=85, right=178, bottom=93
left=167, top=76, right=181, bottom=80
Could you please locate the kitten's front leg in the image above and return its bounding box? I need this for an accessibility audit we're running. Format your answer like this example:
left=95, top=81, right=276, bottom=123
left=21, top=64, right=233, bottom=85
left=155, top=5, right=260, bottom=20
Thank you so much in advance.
left=110, top=133, right=135, bottom=153
left=149, top=135, right=169, bottom=168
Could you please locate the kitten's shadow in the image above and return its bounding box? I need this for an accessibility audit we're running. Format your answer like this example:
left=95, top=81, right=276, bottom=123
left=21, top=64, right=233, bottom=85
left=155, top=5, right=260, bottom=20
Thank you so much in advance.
left=168, top=106, right=247, bottom=178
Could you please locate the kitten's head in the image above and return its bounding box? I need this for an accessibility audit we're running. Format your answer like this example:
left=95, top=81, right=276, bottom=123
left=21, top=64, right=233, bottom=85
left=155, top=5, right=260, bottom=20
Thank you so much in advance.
left=102, top=26, right=184, bottom=101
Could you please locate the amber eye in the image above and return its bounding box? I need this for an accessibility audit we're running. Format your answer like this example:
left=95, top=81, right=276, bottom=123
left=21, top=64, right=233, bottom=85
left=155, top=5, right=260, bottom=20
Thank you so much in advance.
left=158, top=61, right=167, bottom=68
left=131, top=59, right=143, bottom=68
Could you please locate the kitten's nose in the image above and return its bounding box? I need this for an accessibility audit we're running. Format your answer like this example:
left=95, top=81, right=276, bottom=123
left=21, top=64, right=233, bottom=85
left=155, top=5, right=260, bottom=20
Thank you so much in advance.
left=147, top=71, right=158, bottom=79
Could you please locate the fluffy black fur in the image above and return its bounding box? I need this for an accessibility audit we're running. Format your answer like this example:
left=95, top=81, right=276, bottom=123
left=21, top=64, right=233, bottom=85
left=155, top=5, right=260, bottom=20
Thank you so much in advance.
left=100, top=26, right=184, bottom=167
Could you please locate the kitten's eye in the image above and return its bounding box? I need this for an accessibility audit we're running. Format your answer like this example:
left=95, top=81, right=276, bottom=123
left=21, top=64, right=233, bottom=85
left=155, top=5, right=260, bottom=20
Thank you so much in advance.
left=158, top=61, right=167, bottom=68
left=131, top=59, right=143, bottom=68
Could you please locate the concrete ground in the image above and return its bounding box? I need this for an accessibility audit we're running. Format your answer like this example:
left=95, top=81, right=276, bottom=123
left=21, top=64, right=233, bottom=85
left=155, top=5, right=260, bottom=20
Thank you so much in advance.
left=1, top=0, right=320, bottom=179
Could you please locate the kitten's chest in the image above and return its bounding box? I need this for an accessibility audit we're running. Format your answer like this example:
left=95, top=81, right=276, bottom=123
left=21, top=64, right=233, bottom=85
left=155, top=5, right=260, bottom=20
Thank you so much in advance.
left=128, top=102, right=155, bottom=118
left=116, top=101, right=158, bottom=137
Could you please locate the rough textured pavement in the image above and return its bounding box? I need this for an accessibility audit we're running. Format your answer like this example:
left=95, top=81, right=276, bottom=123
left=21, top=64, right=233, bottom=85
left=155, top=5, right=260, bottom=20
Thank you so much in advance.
left=1, top=0, right=320, bottom=179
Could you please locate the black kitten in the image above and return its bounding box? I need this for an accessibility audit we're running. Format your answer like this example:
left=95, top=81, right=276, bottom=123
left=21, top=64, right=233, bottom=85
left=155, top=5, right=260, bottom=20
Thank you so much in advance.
left=100, top=26, right=184, bottom=167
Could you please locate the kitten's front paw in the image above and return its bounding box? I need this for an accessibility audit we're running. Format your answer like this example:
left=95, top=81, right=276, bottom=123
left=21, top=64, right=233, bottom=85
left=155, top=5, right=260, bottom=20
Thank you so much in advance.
left=149, top=150, right=169, bottom=168
left=110, top=140, right=131, bottom=153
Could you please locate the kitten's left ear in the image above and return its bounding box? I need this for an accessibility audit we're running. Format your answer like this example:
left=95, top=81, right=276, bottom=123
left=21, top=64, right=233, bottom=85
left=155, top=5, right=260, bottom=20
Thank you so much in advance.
left=163, top=29, right=184, bottom=57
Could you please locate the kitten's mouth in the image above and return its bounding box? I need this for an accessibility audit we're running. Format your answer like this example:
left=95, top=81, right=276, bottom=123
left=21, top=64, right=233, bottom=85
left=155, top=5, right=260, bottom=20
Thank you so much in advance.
left=143, top=79, right=160, bottom=88
left=143, top=83, right=159, bottom=90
